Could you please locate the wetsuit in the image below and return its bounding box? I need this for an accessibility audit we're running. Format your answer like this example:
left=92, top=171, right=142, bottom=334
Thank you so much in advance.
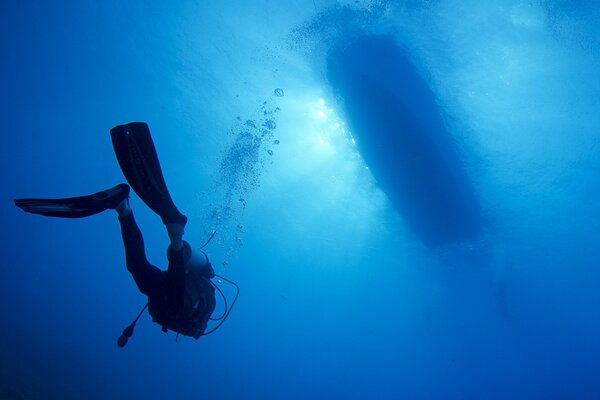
left=118, top=212, right=216, bottom=338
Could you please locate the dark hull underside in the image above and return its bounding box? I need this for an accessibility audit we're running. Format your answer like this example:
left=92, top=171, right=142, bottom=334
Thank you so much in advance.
left=327, top=35, right=481, bottom=247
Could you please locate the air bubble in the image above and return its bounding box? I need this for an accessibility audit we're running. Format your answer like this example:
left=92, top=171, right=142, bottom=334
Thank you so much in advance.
left=264, top=120, right=276, bottom=130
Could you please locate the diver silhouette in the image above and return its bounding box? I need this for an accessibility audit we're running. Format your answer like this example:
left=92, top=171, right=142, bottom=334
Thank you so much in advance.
left=15, top=122, right=238, bottom=347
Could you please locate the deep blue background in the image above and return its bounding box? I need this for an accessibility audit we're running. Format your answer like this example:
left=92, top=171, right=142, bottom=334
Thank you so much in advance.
left=2, top=1, right=600, bottom=399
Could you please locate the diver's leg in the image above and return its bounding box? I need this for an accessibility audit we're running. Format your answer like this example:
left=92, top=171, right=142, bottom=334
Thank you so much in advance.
left=164, top=222, right=186, bottom=312
left=115, top=198, right=131, bottom=218
left=166, top=223, right=184, bottom=251
left=164, top=228, right=186, bottom=314
left=117, top=206, right=164, bottom=297
left=161, top=221, right=190, bottom=315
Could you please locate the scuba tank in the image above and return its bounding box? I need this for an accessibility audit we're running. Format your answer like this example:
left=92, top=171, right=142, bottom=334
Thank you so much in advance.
left=167, top=240, right=215, bottom=280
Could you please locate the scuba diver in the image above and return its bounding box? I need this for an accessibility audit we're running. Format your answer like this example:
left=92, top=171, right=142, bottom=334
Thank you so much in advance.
left=14, top=122, right=237, bottom=347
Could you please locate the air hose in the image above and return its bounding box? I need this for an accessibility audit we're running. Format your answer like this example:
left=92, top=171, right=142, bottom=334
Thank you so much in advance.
left=202, top=274, right=240, bottom=336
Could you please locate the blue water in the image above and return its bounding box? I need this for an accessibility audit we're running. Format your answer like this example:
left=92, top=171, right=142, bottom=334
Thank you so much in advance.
left=2, top=1, right=600, bottom=399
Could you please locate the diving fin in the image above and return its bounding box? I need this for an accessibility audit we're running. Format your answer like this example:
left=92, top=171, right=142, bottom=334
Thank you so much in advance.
left=14, top=184, right=130, bottom=218
left=110, top=122, right=187, bottom=227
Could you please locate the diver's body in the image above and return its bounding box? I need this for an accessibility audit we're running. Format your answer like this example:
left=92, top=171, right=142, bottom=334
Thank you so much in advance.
left=117, top=199, right=216, bottom=339
left=14, top=122, right=222, bottom=345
